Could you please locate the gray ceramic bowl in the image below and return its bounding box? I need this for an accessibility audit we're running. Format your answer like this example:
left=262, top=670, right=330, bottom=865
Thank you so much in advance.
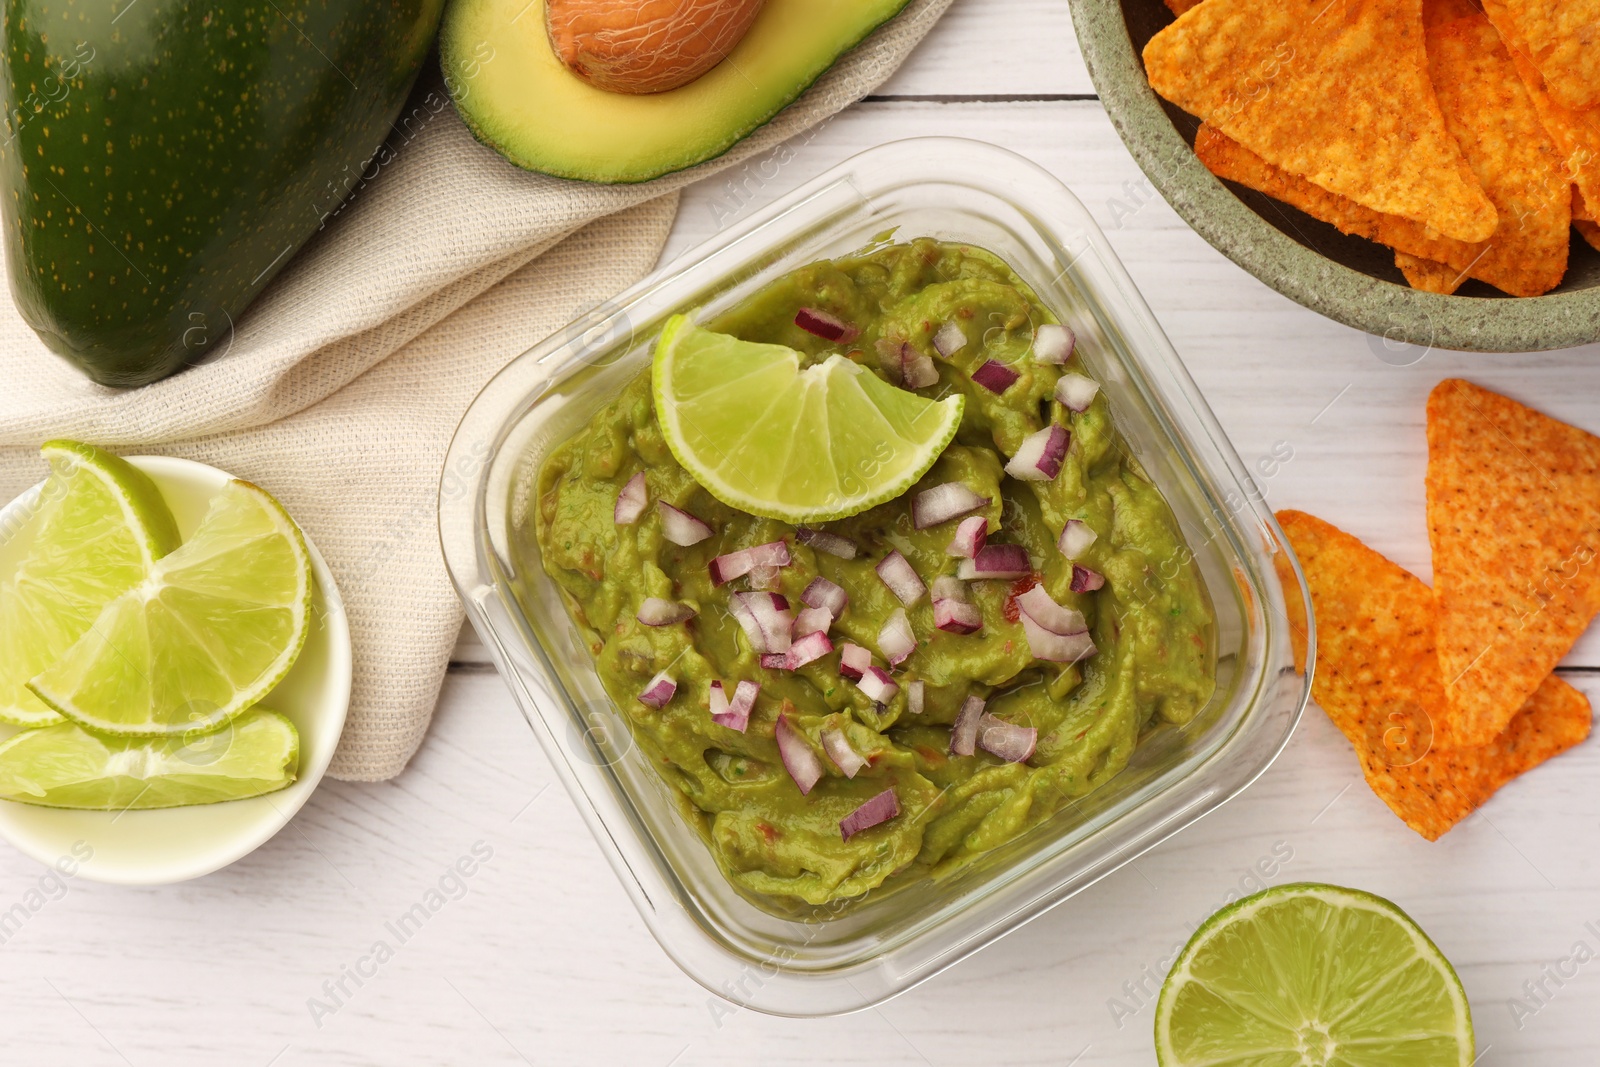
left=1070, top=0, right=1600, bottom=351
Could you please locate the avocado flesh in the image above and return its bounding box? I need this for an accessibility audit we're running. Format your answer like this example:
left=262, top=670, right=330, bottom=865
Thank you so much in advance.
left=440, top=0, right=914, bottom=184
left=0, top=0, right=445, bottom=387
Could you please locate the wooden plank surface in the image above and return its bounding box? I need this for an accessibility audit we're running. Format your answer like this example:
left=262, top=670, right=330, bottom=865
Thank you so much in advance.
left=10, top=0, right=1600, bottom=1063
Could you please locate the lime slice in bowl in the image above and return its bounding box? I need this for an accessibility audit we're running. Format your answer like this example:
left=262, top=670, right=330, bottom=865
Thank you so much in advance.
left=652, top=315, right=963, bottom=523
left=0, top=707, right=299, bottom=809
left=29, top=479, right=313, bottom=736
left=0, top=440, right=180, bottom=727
left=1156, top=883, right=1474, bottom=1067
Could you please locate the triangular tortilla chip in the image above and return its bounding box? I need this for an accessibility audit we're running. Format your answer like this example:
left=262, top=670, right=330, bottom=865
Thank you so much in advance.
left=1278, top=509, right=1591, bottom=841
left=1422, top=14, right=1569, bottom=296
left=1422, top=0, right=1479, bottom=27
left=1480, top=0, right=1600, bottom=111
left=1511, top=50, right=1600, bottom=224
left=1578, top=186, right=1595, bottom=222
left=1395, top=252, right=1464, bottom=293
left=1579, top=220, right=1600, bottom=252
left=1143, top=0, right=1497, bottom=242
left=1427, top=379, right=1600, bottom=745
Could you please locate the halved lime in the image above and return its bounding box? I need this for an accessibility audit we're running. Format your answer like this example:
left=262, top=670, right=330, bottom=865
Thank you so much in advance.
left=29, top=480, right=313, bottom=736
left=652, top=315, right=964, bottom=523
left=1156, top=883, right=1474, bottom=1067
left=0, top=707, right=299, bottom=808
left=0, top=441, right=180, bottom=728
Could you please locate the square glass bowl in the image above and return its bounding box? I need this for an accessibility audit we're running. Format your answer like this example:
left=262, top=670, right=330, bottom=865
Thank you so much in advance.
left=438, top=137, right=1312, bottom=1017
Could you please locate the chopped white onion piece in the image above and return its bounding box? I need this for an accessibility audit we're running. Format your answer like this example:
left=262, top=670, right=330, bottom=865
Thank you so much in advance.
left=878, top=608, right=917, bottom=666
left=731, top=591, right=793, bottom=654
left=856, top=665, right=900, bottom=705
left=709, top=680, right=758, bottom=732
left=822, top=728, right=867, bottom=778
left=1055, top=372, right=1100, bottom=413
left=1058, top=519, right=1098, bottom=560
left=1016, top=585, right=1088, bottom=636
left=614, top=472, right=647, bottom=525
left=709, top=541, right=791, bottom=586
left=906, top=679, right=925, bottom=715
left=839, top=642, right=872, bottom=682
left=977, top=713, right=1036, bottom=763
left=658, top=502, right=713, bottom=546
left=934, top=597, right=983, bottom=635
left=876, top=550, right=926, bottom=607
left=637, top=597, right=696, bottom=626
left=795, top=526, right=858, bottom=559
left=793, top=605, right=834, bottom=638
left=775, top=714, right=823, bottom=795
left=931, top=575, right=968, bottom=602
left=912, top=482, right=989, bottom=530
left=932, top=321, right=967, bottom=358
left=801, top=576, right=849, bottom=617
left=1020, top=613, right=1097, bottom=663
left=946, top=515, right=989, bottom=558
left=1032, top=324, right=1076, bottom=364
left=949, top=695, right=985, bottom=756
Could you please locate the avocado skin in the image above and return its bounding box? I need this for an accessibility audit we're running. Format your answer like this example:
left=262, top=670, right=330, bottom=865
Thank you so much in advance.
left=1, top=0, right=445, bottom=387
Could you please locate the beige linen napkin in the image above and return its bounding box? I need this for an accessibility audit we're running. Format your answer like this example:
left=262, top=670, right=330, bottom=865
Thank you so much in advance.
left=0, top=0, right=954, bottom=780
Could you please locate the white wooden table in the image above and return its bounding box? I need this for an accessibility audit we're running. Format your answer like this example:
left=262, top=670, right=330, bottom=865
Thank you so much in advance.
left=8, top=2, right=1600, bottom=1063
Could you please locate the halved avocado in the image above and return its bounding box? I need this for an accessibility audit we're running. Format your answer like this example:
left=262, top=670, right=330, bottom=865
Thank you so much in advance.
left=440, top=0, right=915, bottom=183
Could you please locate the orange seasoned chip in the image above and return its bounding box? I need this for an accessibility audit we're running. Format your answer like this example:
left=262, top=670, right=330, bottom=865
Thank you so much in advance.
left=1422, top=0, right=1478, bottom=26
left=1427, top=379, right=1600, bottom=746
left=1164, top=0, right=1205, bottom=16
left=1143, top=0, right=1497, bottom=243
left=1480, top=0, right=1600, bottom=112
left=1511, top=51, right=1600, bottom=225
left=1395, top=252, right=1464, bottom=294
left=1422, top=14, right=1570, bottom=296
left=1277, top=509, right=1591, bottom=840
left=1579, top=220, right=1600, bottom=252
left=1577, top=186, right=1595, bottom=222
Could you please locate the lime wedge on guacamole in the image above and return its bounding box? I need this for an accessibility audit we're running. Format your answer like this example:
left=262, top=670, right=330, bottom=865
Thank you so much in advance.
left=1156, top=883, right=1473, bottom=1067
left=0, top=440, right=179, bottom=728
left=653, top=315, right=963, bottom=523
left=30, top=480, right=313, bottom=737
left=0, top=707, right=299, bottom=809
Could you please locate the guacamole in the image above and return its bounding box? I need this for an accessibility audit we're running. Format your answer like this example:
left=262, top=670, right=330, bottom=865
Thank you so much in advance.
left=524, top=239, right=1215, bottom=907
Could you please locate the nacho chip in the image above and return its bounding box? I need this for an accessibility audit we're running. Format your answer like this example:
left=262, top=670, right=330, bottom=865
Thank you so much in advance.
left=1422, top=14, right=1570, bottom=296
left=1164, top=0, right=1205, bottom=16
left=1480, top=0, right=1600, bottom=112
left=1578, top=220, right=1600, bottom=252
left=1512, top=51, right=1600, bottom=224
left=1395, top=252, right=1464, bottom=294
left=1277, top=509, right=1591, bottom=840
left=1577, top=186, right=1595, bottom=222
left=1422, top=0, right=1479, bottom=27
left=1142, top=0, right=1497, bottom=242
left=1427, top=379, right=1600, bottom=746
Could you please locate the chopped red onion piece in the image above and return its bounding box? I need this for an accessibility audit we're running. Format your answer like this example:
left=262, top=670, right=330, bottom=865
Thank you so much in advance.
left=1032, top=323, right=1076, bottom=364
left=821, top=728, right=866, bottom=778
left=775, top=714, right=823, bottom=795
left=932, top=321, right=967, bottom=358
left=786, top=630, right=834, bottom=669
left=950, top=695, right=985, bottom=756
left=972, top=359, right=1020, bottom=394
left=946, top=515, right=989, bottom=558
left=957, top=543, right=1031, bottom=580
left=934, top=597, right=983, bottom=635
left=794, top=306, right=859, bottom=344
left=1016, top=585, right=1088, bottom=636
left=637, top=597, right=696, bottom=626
left=878, top=608, right=917, bottom=667
left=1004, top=424, right=1070, bottom=482
left=1058, top=519, right=1098, bottom=560
left=793, top=605, right=834, bottom=638
left=1055, top=372, right=1100, bottom=413
left=731, top=591, right=793, bottom=654
left=796, top=526, right=857, bottom=559
left=709, top=680, right=758, bottom=732
left=658, top=502, right=713, bottom=546
left=637, top=671, right=676, bottom=709
left=838, top=642, right=871, bottom=682
left=876, top=338, right=939, bottom=389
left=760, top=653, right=789, bottom=670
left=840, top=788, right=899, bottom=841
left=876, top=551, right=926, bottom=607
left=906, top=679, right=925, bottom=715
left=1071, top=564, right=1106, bottom=593
left=709, top=541, right=791, bottom=586
left=931, top=575, right=968, bottom=602
left=801, top=576, right=849, bottom=616
left=912, top=482, right=989, bottom=530
left=1021, top=613, right=1097, bottom=663
left=978, top=713, right=1036, bottom=763
left=614, top=472, right=647, bottom=525
left=856, top=665, right=899, bottom=705
left=747, top=564, right=781, bottom=591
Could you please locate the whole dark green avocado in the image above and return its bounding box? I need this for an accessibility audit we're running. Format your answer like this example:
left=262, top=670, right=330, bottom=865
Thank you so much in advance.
left=1, top=0, right=444, bottom=386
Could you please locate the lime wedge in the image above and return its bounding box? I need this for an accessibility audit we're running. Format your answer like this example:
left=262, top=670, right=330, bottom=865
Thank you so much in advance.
left=1156, top=883, right=1474, bottom=1067
left=0, top=441, right=180, bottom=728
left=652, top=315, right=964, bottom=523
left=0, top=707, right=299, bottom=808
left=29, top=480, right=313, bottom=736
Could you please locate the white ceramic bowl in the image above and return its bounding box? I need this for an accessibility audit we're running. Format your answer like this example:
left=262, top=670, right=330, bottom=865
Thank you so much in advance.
left=0, top=456, right=351, bottom=884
